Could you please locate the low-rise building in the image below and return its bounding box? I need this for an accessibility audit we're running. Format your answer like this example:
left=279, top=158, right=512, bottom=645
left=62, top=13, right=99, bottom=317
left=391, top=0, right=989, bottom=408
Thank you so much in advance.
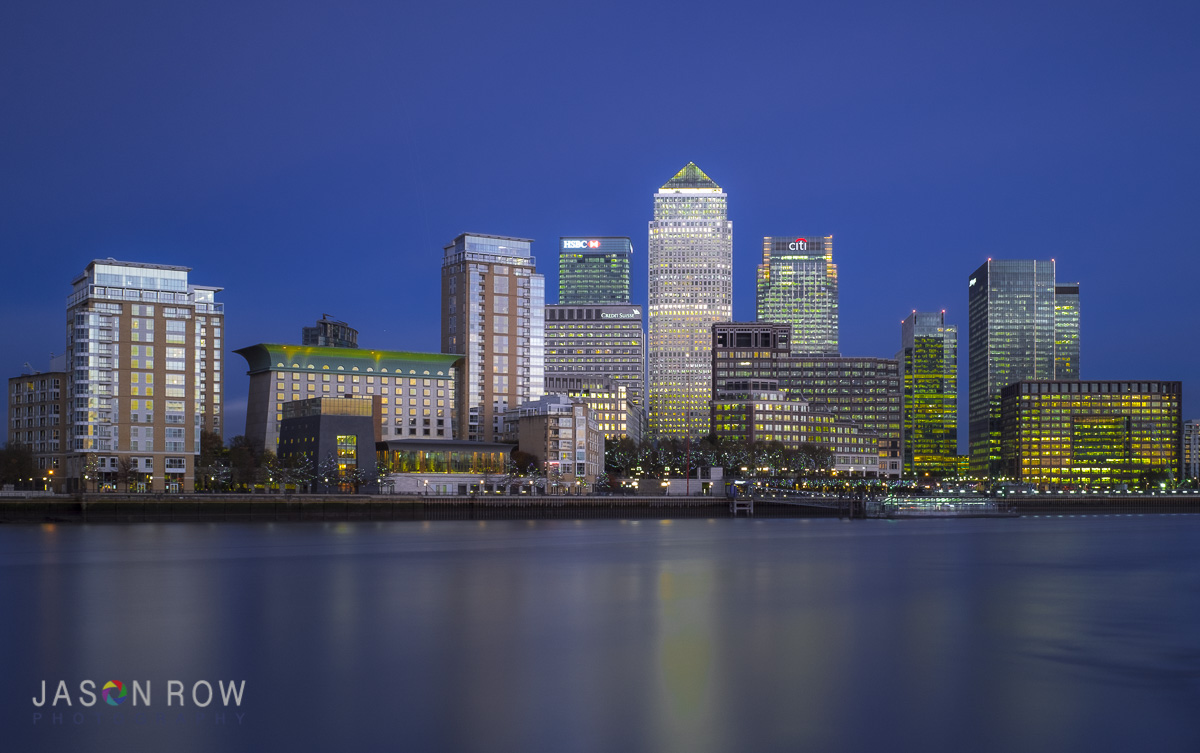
left=375, top=439, right=513, bottom=495
left=276, top=396, right=380, bottom=491
left=544, top=374, right=644, bottom=442
left=1000, top=380, right=1182, bottom=487
left=505, top=394, right=603, bottom=494
left=7, top=355, right=69, bottom=491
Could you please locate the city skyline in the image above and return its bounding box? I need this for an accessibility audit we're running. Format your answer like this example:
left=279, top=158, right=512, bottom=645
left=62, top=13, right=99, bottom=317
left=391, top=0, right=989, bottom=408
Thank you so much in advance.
left=4, top=208, right=1193, bottom=457
left=4, top=6, right=1200, bottom=752
left=3, top=1, right=1198, bottom=448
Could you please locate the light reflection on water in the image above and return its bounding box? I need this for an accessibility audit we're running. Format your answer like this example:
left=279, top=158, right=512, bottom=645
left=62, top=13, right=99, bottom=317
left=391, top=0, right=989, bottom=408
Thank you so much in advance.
left=2, top=516, right=1199, bottom=753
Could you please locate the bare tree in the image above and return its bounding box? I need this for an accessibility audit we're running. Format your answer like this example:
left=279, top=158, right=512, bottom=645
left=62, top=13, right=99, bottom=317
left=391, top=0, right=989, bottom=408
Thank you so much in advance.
left=116, top=457, right=136, bottom=492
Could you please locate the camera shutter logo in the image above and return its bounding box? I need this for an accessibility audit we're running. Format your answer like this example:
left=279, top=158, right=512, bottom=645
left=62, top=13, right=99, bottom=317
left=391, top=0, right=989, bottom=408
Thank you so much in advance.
left=102, top=680, right=128, bottom=706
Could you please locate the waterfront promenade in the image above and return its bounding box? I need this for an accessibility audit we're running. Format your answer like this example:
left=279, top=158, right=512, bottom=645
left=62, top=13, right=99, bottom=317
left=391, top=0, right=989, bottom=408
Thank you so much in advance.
left=2, top=491, right=1199, bottom=523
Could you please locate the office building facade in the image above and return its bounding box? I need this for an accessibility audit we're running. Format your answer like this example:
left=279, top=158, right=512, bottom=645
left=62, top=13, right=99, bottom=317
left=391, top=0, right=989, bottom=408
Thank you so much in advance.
left=968, top=259, right=1080, bottom=477
left=757, top=235, right=838, bottom=355
left=647, top=162, right=733, bottom=438
left=236, top=344, right=460, bottom=453
left=544, top=303, right=644, bottom=425
left=711, top=322, right=902, bottom=477
left=441, top=233, right=545, bottom=442
left=777, top=357, right=902, bottom=477
left=64, top=260, right=224, bottom=492
left=898, top=311, right=958, bottom=478
left=1000, top=380, right=1181, bottom=487
left=558, top=237, right=632, bottom=305
left=711, top=382, right=881, bottom=475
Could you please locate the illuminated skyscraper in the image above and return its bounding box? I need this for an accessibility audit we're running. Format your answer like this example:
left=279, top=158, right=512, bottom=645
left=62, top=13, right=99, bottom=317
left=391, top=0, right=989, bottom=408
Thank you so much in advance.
left=898, top=311, right=958, bottom=478
left=441, top=233, right=545, bottom=442
left=558, top=237, right=632, bottom=305
left=1054, top=283, right=1080, bottom=379
left=757, top=235, right=838, bottom=355
left=967, top=259, right=1080, bottom=477
left=647, top=162, right=732, bottom=438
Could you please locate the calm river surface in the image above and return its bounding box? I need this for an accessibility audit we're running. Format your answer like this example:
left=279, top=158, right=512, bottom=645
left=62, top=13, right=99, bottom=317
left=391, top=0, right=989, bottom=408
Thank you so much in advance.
left=2, top=515, right=1199, bottom=752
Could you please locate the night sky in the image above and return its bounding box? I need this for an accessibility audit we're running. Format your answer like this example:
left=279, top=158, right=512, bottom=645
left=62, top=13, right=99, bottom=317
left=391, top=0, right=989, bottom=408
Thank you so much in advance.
left=3, top=0, right=1198, bottom=448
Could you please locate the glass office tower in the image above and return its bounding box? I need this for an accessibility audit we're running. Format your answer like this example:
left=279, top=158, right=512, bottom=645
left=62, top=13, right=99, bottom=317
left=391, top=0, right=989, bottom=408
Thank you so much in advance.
left=967, top=259, right=1080, bottom=477
left=757, top=235, right=838, bottom=355
left=898, top=311, right=958, bottom=478
left=647, top=162, right=733, bottom=438
left=1054, top=283, right=1080, bottom=379
left=558, top=237, right=632, bottom=305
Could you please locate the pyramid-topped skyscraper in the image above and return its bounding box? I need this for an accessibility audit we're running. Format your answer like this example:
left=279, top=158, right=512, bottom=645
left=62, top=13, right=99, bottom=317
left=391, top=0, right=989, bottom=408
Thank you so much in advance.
left=647, top=162, right=733, bottom=438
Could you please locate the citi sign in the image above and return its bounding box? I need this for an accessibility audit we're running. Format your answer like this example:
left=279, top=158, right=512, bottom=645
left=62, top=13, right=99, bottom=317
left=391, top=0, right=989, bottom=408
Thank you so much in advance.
left=788, top=238, right=808, bottom=251
left=563, top=240, right=601, bottom=249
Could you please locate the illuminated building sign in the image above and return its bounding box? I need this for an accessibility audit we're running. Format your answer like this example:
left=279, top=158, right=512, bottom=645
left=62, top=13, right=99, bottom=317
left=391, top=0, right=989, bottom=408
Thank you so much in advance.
left=788, top=238, right=808, bottom=251
left=562, top=240, right=602, bottom=249
left=600, top=308, right=641, bottom=319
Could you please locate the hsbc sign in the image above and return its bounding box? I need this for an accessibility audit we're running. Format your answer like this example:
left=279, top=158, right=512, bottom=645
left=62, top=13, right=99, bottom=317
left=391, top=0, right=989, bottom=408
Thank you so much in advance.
left=788, top=238, right=808, bottom=251
left=563, top=240, right=602, bottom=249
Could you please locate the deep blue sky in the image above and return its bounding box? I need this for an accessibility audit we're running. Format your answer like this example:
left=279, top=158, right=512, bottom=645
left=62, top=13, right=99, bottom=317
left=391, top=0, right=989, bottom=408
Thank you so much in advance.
left=3, top=0, right=1198, bottom=448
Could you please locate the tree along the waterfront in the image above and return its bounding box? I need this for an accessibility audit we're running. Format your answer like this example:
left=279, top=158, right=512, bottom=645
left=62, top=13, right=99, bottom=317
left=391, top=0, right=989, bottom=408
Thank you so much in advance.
left=605, top=435, right=836, bottom=481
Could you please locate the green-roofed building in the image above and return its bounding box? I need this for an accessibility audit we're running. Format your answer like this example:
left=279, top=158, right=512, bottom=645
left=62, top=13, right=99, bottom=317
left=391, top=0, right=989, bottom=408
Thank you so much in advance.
left=235, top=343, right=463, bottom=454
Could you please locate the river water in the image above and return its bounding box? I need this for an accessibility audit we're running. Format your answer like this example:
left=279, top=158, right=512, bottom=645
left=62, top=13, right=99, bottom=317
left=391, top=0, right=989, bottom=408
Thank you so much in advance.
left=2, top=515, right=1198, bottom=752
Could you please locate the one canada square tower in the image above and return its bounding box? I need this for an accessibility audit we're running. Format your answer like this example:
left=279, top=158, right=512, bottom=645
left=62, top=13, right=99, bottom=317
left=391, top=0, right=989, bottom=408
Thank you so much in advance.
left=647, top=162, right=733, bottom=438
